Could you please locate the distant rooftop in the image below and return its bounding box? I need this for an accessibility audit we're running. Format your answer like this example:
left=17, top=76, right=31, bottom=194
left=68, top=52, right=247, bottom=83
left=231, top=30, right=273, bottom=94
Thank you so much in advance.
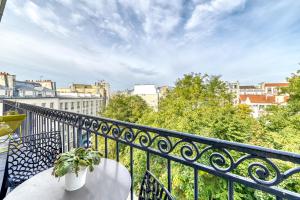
left=264, top=83, right=289, bottom=87
left=240, top=94, right=276, bottom=104
left=240, top=85, right=257, bottom=89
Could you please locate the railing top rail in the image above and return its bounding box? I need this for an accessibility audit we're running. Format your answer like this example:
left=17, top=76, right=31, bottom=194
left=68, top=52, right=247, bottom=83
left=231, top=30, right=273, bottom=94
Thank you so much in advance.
left=3, top=100, right=300, bottom=164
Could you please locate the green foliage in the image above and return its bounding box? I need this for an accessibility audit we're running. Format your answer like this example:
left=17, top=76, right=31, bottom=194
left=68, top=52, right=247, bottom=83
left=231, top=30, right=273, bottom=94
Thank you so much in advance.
left=258, top=70, right=300, bottom=152
left=52, top=148, right=101, bottom=177
left=98, top=71, right=300, bottom=199
left=139, top=73, right=255, bottom=142
left=281, top=70, right=300, bottom=112
left=101, top=94, right=151, bottom=123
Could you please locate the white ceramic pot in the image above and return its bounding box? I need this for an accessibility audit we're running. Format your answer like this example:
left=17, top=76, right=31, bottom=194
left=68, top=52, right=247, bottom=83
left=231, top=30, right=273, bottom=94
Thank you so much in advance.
left=65, top=168, right=88, bottom=191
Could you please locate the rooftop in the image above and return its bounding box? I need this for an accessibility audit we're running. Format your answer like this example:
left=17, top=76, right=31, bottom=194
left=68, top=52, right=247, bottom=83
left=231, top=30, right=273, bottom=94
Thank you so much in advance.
left=240, top=94, right=276, bottom=104
left=264, top=82, right=289, bottom=87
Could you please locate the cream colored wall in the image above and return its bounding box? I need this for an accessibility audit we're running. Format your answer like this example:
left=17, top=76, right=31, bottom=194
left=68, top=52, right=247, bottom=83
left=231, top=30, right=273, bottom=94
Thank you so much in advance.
left=8, top=97, right=103, bottom=117
left=138, top=94, right=159, bottom=111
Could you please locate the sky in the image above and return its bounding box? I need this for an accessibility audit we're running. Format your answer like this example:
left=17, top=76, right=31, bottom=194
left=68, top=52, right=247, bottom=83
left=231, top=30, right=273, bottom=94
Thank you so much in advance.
left=0, top=0, right=299, bottom=91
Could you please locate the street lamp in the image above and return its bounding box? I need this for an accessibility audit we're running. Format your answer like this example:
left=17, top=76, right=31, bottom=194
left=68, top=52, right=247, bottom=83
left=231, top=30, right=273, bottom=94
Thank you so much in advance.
left=0, top=0, right=7, bottom=22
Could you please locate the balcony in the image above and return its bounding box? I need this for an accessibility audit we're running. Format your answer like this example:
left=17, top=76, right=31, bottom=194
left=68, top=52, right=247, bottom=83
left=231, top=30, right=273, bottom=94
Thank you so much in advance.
left=0, top=100, right=299, bottom=200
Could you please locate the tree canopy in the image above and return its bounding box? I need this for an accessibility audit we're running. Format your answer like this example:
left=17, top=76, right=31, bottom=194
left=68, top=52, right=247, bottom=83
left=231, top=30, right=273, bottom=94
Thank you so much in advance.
left=101, top=94, right=150, bottom=123
left=99, top=71, right=300, bottom=199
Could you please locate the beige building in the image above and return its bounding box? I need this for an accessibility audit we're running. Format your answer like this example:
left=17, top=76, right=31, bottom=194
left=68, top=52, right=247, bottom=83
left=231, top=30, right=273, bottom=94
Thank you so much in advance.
left=58, top=81, right=110, bottom=107
left=131, top=84, right=171, bottom=111
left=133, top=85, right=159, bottom=110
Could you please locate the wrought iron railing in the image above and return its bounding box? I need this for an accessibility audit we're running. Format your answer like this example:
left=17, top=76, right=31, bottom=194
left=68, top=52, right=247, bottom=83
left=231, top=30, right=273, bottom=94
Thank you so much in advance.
left=2, top=100, right=300, bottom=199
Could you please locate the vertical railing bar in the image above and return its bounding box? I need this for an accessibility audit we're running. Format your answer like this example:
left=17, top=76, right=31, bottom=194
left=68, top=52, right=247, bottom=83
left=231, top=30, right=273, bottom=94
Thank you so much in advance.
left=42, top=117, right=44, bottom=132
left=38, top=115, right=41, bottom=133
left=146, top=151, right=150, bottom=171
left=62, top=122, right=65, bottom=152
left=194, top=168, right=198, bottom=200
left=34, top=113, right=37, bottom=135
left=116, top=141, right=119, bottom=162
left=73, top=126, right=76, bottom=149
left=228, top=180, right=234, bottom=200
left=37, top=115, right=39, bottom=134
left=95, top=134, right=98, bottom=151
left=33, top=113, right=35, bottom=135
left=47, top=117, right=50, bottom=133
left=54, top=119, right=57, bottom=133
left=105, top=137, right=108, bottom=158
left=130, top=146, right=133, bottom=200
left=67, top=125, right=70, bottom=151
left=38, top=114, right=40, bottom=134
left=77, top=128, right=82, bottom=148
left=39, top=115, right=42, bottom=133
left=86, top=130, right=90, bottom=148
left=167, top=159, right=172, bottom=193
left=50, top=119, right=53, bottom=132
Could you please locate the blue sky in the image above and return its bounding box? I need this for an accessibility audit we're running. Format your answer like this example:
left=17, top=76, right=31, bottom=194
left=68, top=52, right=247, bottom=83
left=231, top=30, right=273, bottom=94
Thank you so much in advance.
left=0, top=0, right=299, bottom=90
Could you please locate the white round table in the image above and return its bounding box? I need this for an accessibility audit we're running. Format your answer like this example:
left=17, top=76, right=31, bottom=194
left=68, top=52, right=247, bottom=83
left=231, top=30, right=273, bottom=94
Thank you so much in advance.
left=4, top=159, right=131, bottom=200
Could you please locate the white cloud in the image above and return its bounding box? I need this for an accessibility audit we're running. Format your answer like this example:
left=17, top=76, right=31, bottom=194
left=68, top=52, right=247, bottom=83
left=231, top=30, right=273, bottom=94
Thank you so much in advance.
left=186, top=0, right=246, bottom=30
left=70, top=13, right=84, bottom=24
left=22, top=1, right=69, bottom=36
left=55, top=0, right=73, bottom=6
left=1, top=0, right=300, bottom=90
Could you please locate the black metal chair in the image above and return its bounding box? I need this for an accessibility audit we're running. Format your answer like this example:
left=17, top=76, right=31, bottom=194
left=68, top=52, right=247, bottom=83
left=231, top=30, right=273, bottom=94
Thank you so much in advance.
left=0, top=131, right=61, bottom=199
left=139, top=170, right=175, bottom=200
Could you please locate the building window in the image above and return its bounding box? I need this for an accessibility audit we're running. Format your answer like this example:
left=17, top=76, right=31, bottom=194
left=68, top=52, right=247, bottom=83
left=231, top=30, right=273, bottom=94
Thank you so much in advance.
left=60, top=103, right=63, bottom=110
left=77, top=102, right=80, bottom=109
left=91, top=101, right=93, bottom=107
left=267, top=88, right=272, bottom=93
left=41, top=103, right=46, bottom=107
left=86, top=101, right=89, bottom=107
left=83, top=102, right=85, bottom=108
left=71, top=102, right=74, bottom=110
left=65, top=102, right=68, bottom=110
left=50, top=103, right=54, bottom=109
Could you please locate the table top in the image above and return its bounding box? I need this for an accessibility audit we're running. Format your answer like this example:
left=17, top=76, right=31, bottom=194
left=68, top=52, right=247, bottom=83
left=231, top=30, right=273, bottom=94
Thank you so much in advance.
left=4, top=158, right=131, bottom=200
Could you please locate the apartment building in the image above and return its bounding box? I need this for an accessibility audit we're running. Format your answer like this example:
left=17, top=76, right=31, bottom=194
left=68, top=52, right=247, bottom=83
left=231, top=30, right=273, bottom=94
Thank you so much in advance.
left=0, top=72, right=56, bottom=98
left=57, top=81, right=110, bottom=107
left=228, top=81, right=289, bottom=118
left=130, top=84, right=171, bottom=111
left=0, top=72, right=105, bottom=116
left=8, top=97, right=102, bottom=116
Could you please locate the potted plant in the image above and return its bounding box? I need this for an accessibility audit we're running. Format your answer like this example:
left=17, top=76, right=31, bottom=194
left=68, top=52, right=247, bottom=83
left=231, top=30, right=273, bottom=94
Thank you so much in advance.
left=52, top=147, right=101, bottom=191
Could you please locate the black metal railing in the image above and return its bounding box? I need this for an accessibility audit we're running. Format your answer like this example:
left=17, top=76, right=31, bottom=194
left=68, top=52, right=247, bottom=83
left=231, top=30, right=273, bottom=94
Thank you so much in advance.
left=2, top=100, right=300, bottom=200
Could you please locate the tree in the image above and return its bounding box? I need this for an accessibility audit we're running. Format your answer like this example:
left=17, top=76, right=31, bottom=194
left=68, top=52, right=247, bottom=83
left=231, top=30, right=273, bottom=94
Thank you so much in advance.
left=258, top=70, right=300, bottom=152
left=282, top=70, right=300, bottom=113
left=139, top=73, right=255, bottom=142
left=138, top=73, right=258, bottom=199
left=97, top=72, right=299, bottom=199
left=101, top=94, right=151, bottom=123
